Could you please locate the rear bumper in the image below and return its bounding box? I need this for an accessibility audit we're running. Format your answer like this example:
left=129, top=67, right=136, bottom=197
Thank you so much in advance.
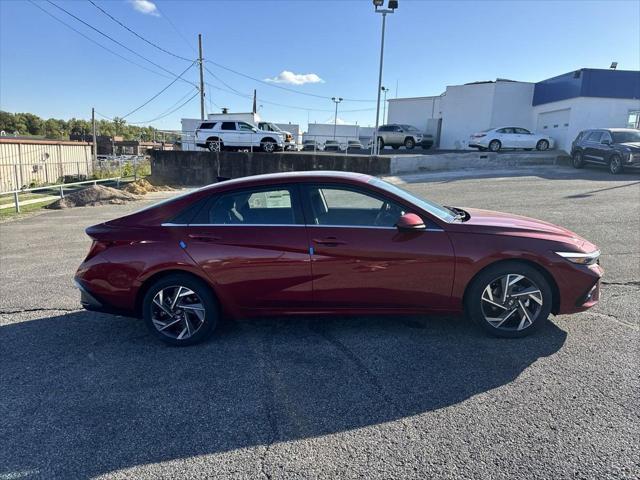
left=74, top=278, right=133, bottom=317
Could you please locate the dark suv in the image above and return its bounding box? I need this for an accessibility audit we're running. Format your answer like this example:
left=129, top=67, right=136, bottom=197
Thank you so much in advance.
left=571, top=128, right=640, bottom=174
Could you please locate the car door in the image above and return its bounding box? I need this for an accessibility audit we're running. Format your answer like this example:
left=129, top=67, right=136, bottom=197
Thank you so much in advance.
left=172, top=185, right=313, bottom=314
left=302, top=183, right=455, bottom=311
left=514, top=128, right=533, bottom=148
left=237, top=121, right=256, bottom=148
left=497, top=128, right=516, bottom=148
left=584, top=131, right=604, bottom=163
left=599, top=131, right=614, bottom=162
left=219, top=121, right=239, bottom=147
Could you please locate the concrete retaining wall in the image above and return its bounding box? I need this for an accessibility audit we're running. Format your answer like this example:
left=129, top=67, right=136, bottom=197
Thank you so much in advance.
left=389, top=151, right=569, bottom=175
left=150, top=150, right=569, bottom=186
left=150, top=150, right=390, bottom=185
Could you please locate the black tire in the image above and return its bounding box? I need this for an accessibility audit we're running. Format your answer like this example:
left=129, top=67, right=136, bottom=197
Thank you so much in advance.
left=572, top=151, right=584, bottom=169
left=488, top=140, right=501, bottom=152
left=143, top=273, right=219, bottom=346
left=404, top=137, right=416, bottom=149
left=377, top=137, right=385, bottom=151
left=207, top=138, right=222, bottom=152
left=536, top=139, right=550, bottom=151
left=261, top=139, right=277, bottom=153
left=609, top=155, right=623, bottom=174
left=465, top=261, right=553, bottom=338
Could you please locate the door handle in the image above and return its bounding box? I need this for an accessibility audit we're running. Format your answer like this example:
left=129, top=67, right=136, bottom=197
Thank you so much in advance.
left=188, top=234, right=221, bottom=243
left=313, top=237, right=347, bottom=246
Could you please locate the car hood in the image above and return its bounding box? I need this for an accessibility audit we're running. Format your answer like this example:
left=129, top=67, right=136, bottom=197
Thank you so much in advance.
left=452, top=207, right=588, bottom=248
left=619, top=142, right=640, bottom=152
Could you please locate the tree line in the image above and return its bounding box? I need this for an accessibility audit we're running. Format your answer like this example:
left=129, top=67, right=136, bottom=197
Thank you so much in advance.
left=0, top=111, right=165, bottom=141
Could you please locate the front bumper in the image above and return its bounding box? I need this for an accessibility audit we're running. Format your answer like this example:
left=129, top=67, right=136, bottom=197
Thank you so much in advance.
left=624, top=153, right=640, bottom=168
left=556, top=263, right=604, bottom=314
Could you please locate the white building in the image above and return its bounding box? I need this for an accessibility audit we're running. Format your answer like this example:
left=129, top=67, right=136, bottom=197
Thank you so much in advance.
left=388, top=69, right=640, bottom=152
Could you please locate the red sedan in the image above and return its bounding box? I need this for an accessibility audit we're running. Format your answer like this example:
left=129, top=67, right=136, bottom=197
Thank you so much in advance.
left=75, top=171, right=603, bottom=345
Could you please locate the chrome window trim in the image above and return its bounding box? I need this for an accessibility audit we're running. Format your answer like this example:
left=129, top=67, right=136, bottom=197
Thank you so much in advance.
left=161, top=223, right=305, bottom=227
left=162, top=223, right=444, bottom=232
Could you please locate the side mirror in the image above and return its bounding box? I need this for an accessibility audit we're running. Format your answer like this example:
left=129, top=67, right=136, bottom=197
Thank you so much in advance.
left=396, top=213, right=426, bottom=230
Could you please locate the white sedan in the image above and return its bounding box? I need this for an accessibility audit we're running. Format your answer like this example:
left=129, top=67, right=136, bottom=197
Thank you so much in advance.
left=469, top=127, right=554, bottom=152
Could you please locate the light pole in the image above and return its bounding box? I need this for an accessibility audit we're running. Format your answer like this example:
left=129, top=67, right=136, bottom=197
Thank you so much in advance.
left=332, top=97, right=343, bottom=139
left=371, top=0, right=398, bottom=155
left=381, top=86, right=390, bottom=124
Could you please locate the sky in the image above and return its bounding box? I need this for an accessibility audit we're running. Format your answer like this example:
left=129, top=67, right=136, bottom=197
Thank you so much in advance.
left=1, top=0, right=639, bottom=132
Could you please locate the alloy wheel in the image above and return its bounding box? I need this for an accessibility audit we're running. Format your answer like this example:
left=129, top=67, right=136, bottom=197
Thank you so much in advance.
left=609, top=156, right=622, bottom=174
left=151, top=286, right=206, bottom=340
left=480, top=274, right=543, bottom=331
left=263, top=141, right=276, bottom=153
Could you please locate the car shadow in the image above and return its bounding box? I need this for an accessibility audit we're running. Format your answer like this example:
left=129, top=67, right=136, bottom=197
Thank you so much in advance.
left=1, top=311, right=566, bottom=478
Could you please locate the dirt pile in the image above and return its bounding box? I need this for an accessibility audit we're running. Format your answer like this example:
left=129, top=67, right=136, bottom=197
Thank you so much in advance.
left=46, top=185, right=140, bottom=209
left=122, top=178, right=174, bottom=195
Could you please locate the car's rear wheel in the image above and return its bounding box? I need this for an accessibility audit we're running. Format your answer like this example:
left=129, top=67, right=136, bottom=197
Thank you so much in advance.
left=465, top=262, right=552, bottom=338
left=404, top=137, right=415, bottom=149
left=609, top=155, right=623, bottom=174
left=536, top=139, right=550, bottom=151
left=143, top=274, right=219, bottom=346
left=488, top=140, right=501, bottom=152
left=572, top=151, right=584, bottom=168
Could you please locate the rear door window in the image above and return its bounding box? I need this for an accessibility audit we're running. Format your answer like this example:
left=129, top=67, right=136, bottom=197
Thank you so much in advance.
left=195, top=187, right=300, bottom=225
left=221, top=122, right=236, bottom=131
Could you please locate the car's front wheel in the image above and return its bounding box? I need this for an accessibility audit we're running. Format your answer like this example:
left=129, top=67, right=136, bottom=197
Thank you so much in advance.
left=404, top=137, right=415, bottom=149
left=609, top=155, right=623, bottom=174
left=465, top=262, right=552, bottom=338
left=261, top=139, right=277, bottom=153
left=143, top=273, right=219, bottom=346
left=488, top=140, right=501, bottom=152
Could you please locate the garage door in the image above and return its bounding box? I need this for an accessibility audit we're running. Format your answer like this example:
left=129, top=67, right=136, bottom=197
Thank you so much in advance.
left=536, top=109, right=570, bottom=151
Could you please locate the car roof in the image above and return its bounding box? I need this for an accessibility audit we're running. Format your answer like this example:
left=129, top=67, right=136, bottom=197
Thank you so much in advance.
left=199, top=171, right=373, bottom=193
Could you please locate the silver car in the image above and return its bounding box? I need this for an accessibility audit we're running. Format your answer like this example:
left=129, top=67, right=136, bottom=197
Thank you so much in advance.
left=375, top=124, right=432, bottom=150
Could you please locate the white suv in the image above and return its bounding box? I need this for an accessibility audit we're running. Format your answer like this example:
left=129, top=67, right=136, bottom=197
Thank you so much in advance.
left=195, top=121, right=285, bottom=153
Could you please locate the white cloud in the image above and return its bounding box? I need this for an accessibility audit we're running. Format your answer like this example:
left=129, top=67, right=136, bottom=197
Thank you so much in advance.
left=129, top=0, right=160, bottom=16
left=264, top=70, right=324, bottom=85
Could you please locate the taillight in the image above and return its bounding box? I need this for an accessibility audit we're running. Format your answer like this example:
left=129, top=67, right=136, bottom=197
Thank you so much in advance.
left=84, top=240, right=113, bottom=261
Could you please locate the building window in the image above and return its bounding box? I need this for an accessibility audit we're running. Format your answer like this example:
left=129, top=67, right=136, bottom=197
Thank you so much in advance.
left=628, top=110, right=640, bottom=129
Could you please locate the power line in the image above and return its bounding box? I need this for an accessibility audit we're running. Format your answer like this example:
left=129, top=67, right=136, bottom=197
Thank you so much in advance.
left=128, top=91, right=200, bottom=124
left=44, top=0, right=196, bottom=87
left=121, top=62, right=196, bottom=119
left=204, top=59, right=376, bottom=103
left=155, top=2, right=197, bottom=53
left=28, top=0, right=177, bottom=82
left=87, top=0, right=193, bottom=62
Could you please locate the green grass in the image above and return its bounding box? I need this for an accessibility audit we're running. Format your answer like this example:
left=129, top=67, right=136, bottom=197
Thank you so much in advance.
left=0, top=197, right=57, bottom=220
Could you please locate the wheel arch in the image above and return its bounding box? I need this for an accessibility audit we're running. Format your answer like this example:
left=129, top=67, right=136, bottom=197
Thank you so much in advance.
left=135, top=268, right=221, bottom=318
left=260, top=136, right=277, bottom=144
left=462, top=258, right=561, bottom=315
left=206, top=136, right=221, bottom=142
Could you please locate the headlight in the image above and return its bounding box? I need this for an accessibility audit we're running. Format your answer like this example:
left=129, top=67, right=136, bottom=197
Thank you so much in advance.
left=555, top=250, right=600, bottom=265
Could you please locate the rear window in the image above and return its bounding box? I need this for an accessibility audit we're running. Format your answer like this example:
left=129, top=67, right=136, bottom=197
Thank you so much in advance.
left=198, top=122, right=216, bottom=129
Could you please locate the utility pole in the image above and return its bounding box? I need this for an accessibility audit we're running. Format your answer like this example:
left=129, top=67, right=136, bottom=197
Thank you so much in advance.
left=332, top=97, right=343, bottom=139
left=198, top=34, right=205, bottom=120
left=91, top=107, right=97, bottom=170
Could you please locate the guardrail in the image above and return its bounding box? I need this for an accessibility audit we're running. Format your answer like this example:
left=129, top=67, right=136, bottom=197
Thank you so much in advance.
left=1, top=177, right=121, bottom=213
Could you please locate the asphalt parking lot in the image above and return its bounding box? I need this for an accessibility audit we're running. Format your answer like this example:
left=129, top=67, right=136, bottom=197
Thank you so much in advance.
left=1, top=166, right=638, bottom=479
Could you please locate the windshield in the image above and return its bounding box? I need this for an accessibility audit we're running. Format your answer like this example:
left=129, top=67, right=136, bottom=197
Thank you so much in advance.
left=612, top=130, right=640, bottom=143
left=369, top=177, right=456, bottom=223
left=401, top=125, right=419, bottom=132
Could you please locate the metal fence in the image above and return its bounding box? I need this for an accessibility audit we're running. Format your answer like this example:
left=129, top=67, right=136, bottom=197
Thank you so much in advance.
left=180, top=130, right=374, bottom=155
left=0, top=141, right=93, bottom=192
left=0, top=153, right=149, bottom=194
